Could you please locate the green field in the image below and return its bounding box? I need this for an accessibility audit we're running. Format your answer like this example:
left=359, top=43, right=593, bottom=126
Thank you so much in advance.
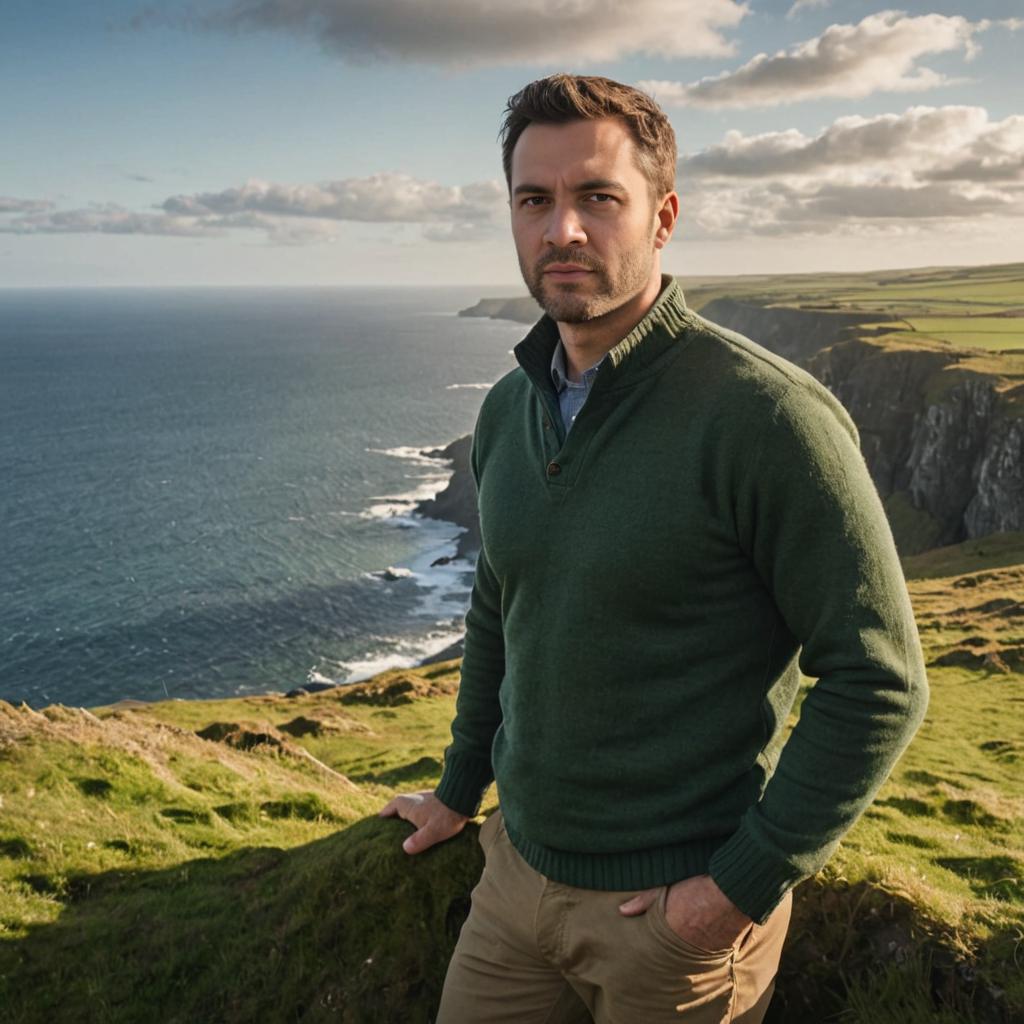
left=684, top=261, right=1024, bottom=352
left=900, top=318, right=1024, bottom=351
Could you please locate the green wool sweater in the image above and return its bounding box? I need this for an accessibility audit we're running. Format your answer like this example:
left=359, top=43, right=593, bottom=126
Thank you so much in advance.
left=435, top=275, right=928, bottom=924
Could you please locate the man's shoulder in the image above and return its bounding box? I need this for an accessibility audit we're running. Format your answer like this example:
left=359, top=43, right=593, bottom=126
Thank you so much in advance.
left=682, top=309, right=855, bottom=435
left=478, top=365, right=531, bottom=418
left=684, top=310, right=817, bottom=393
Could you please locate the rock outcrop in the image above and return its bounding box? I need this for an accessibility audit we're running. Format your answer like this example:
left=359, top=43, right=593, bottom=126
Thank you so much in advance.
left=702, top=304, right=1024, bottom=555
left=458, top=295, right=541, bottom=324
left=415, top=434, right=480, bottom=558
left=805, top=337, right=1024, bottom=552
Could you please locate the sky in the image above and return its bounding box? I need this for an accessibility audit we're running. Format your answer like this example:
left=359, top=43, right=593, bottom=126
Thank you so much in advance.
left=1, top=0, right=1022, bottom=287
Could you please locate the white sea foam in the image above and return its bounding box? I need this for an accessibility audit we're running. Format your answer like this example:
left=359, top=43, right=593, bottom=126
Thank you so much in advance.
left=363, top=566, right=416, bottom=582
left=339, top=624, right=467, bottom=685
left=338, top=519, right=474, bottom=684
left=360, top=443, right=456, bottom=520
left=306, top=667, right=337, bottom=687
left=446, top=382, right=492, bottom=390
left=366, top=444, right=452, bottom=467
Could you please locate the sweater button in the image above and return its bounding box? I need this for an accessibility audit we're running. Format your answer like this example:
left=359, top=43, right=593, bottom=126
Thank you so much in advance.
left=547, top=461, right=561, bottom=476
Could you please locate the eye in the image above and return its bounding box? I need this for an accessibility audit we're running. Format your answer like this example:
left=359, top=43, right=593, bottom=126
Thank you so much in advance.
left=588, top=193, right=615, bottom=203
left=520, top=196, right=549, bottom=208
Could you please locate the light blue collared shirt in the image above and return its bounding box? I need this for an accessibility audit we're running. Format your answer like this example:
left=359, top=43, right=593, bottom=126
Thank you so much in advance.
left=550, top=339, right=608, bottom=436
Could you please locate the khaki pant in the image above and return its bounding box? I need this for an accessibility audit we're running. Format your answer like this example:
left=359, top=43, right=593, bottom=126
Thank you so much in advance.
left=437, top=809, right=792, bottom=1024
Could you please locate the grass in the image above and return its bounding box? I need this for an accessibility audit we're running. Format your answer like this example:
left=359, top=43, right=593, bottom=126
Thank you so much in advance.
left=684, top=262, right=1024, bottom=353
left=769, top=533, right=1024, bottom=1021
left=902, top=317, right=1024, bottom=352
left=0, top=665, right=486, bottom=1023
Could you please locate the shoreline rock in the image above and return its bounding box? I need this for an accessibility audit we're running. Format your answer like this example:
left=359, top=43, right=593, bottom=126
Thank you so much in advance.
left=414, top=434, right=480, bottom=561
left=458, top=295, right=540, bottom=324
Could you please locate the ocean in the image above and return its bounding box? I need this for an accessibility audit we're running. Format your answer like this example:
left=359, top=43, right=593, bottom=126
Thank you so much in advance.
left=0, top=286, right=525, bottom=709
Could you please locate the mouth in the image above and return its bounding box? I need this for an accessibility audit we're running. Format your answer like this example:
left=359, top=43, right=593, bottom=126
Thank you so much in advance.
left=542, top=264, right=593, bottom=281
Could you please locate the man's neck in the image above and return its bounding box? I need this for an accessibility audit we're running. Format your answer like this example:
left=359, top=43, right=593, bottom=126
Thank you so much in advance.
left=556, top=270, right=665, bottom=382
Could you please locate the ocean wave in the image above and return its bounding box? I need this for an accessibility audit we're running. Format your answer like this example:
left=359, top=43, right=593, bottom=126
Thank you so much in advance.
left=360, top=443, right=456, bottom=521
left=365, top=444, right=451, bottom=467
left=337, top=623, right=467, bottom=685
left=363, top=566, right=416, bottom=582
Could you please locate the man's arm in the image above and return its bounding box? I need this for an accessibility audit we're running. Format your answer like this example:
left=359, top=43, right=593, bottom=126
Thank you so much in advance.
left=705, top=381, right=929, bottom=924
left=433, top=537, right=506, bottom=816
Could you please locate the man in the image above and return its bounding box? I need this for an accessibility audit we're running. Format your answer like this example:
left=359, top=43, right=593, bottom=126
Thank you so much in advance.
left=380, top=74, right=928, bottom=1023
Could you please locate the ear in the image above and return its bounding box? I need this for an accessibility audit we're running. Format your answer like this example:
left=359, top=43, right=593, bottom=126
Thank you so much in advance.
left=653, top=191, right=680, bottom=250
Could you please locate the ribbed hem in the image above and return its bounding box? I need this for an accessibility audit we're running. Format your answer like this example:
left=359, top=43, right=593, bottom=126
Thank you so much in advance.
left=434, top=749, right=494, bottom=818
left=505, top=818, right=725, bottom=892
left=707, top=822, right=802, bottom=925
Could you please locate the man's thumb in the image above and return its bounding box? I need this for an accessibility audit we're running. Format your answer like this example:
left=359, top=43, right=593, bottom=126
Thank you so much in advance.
left=403, top=826, right=431, bottom=855
left=618, top=888, right=659, bottom=915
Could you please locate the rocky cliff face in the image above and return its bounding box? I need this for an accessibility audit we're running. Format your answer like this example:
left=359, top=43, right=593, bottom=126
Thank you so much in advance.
left=705, top=303, right=1024, bottom=554
left=414, top=435, right=479, bottom=559
left=812, top=347, right=1024, bottom=550
left=699, top=298, right=892, bottom=367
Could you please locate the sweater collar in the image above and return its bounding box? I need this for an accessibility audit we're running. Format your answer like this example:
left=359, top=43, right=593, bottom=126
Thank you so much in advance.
left=514, top=274, right=692, bottom=394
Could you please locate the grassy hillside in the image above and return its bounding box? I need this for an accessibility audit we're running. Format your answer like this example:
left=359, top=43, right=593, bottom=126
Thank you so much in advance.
left=1, top=536, right=1022, bottom=1022
left=0, top=666, right=480, bottom=1023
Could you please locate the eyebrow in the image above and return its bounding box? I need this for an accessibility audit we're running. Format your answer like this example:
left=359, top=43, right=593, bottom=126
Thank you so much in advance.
left=512, top=178, right=630, bottom=196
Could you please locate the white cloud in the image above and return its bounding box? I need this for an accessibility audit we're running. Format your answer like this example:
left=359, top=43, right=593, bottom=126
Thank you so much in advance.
left=7, top=103, right=1019, bottom=252
left=162, top=173, right=506, bottom=226
left=0, top=197, right=56, bottom=214
left=680, top=106, right=1016, bottom=179
left=0, top=173, right=508, bottom=245
left=786, top=0, right=831, bottom=19
left=640, top=11, right=992, bottom=109
left=133, top=0, right=746, bottom=66
left=677, top=105, right=1024, bottom=240
left=0, top=203, right=217, bottom=237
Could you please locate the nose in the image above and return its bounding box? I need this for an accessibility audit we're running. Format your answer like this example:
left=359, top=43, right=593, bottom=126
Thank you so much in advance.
left=542, top=200, right=587, bottom=249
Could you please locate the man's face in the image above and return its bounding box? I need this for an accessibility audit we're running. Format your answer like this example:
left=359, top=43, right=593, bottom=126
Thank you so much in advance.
left=509, top=116, right=663, bottom=323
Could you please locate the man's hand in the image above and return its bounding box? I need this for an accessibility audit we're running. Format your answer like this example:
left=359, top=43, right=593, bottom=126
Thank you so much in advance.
left=618, top=873, right=752, bottom=952
left=378, top=790, right=470, bottom=854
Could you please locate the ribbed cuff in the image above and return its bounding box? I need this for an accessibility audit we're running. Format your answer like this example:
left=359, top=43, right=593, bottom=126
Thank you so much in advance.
left=434, top=748, right=494, bottom=818
left=707, top=821, right=802, bottom=925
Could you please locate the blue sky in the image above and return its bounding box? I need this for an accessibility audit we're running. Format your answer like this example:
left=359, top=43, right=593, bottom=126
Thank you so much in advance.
left=2, top=0, right=1022, bottom=286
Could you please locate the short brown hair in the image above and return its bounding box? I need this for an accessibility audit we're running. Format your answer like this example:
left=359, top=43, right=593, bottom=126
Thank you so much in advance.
left=499, top=74, right=677, bottom=200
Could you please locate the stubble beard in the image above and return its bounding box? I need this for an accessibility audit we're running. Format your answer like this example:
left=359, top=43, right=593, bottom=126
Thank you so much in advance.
left=520, top=243, right=656, bottom=324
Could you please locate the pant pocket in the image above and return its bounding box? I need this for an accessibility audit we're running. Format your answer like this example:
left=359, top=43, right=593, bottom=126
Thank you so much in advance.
left=648, top=885, right=738, bottom=961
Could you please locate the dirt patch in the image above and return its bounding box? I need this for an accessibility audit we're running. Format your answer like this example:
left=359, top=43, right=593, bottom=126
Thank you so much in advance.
left=278, top=712, right=373, bottom=738
left=196, top=721, right=290, bottom=752
left=195, top=721, right=359, bottom=790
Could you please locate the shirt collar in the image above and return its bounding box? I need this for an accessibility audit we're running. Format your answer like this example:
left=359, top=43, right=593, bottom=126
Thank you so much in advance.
left=550, top=338, right=609, bottom=393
